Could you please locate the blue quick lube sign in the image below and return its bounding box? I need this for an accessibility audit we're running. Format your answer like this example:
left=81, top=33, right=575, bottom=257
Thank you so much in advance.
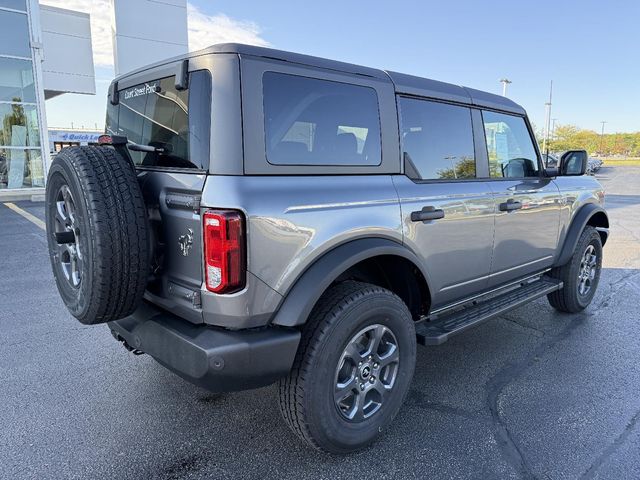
left=49, top=130, right=103, bottom=143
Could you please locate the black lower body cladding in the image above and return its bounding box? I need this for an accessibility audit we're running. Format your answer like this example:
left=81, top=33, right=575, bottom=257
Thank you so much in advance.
left=45, top=146, right=149, bottom=324
left=109, top=301, right=301, bottom=393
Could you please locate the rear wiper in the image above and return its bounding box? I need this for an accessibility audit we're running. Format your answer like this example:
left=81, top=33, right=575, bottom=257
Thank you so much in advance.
left=127, top=141, right=166, bottom=153
left=99, top=135, right=168, bottom=155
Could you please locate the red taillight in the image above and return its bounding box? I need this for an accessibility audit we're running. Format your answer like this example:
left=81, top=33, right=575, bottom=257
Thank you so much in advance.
left=97, top=134, right=112, bottom=144
left=203, top=210, right=245, bottom=294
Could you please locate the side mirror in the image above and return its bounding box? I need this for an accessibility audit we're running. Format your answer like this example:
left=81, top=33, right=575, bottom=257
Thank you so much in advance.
left=559, top=150, right=588, bottom=176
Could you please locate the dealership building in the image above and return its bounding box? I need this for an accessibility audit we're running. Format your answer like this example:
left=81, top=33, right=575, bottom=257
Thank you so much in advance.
left=0, top=1, right=94, bottom=195
left=0, top=0, right=188, bottom=198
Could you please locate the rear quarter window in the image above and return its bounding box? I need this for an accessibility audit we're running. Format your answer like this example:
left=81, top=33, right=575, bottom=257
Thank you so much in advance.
left=105, top=70, right=211, bottom=170
left=262, top=72, right=381, bottom=166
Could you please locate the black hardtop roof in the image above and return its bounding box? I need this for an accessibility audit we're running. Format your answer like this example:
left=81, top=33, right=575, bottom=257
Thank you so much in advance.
left=115, top=43, right=525, bottom=115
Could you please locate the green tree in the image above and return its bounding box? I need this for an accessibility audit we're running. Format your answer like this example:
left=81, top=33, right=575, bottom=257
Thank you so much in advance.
left=436, top=156, right=476, bottom=179
left=547, top=123, right=640, bottom=157
left=2, top=99, right=26, bottom=147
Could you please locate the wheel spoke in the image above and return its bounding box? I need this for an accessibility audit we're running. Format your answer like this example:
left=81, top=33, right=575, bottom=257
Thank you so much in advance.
left=372, top=381, right=391, bottom=402
left=57, top=242, right=69, bottom=259
left=378, top=344, right=399, bottom=369
left=334, top=376, right=357, bottom=404
left=56, top=200, right=68, bottom=225
left=370, top=324, right=386, bottom=355
left=61, top=186, right=76, bottom=225
left=70, top=250, right=81, bottom=286
left=351, top=391, right=366, bottom=422
left=59, top=244, right=71, bottom=281
left=344, top=342, right=365, bottom=363
left=70, top=253, right=77, bottom=285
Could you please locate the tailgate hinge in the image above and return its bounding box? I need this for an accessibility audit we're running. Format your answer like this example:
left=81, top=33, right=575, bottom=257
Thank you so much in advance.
left=192, top=290, right=202, bottom=309
left=165, top=193, right=201, bottom=213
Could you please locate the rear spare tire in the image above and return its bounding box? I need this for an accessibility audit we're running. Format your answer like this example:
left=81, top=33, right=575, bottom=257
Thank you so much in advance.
left=45, top=146, right=149, bottom=324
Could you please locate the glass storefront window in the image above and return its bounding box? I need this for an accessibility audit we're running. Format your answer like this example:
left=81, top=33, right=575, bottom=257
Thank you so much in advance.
left=0, top=3, right=47, bottom=190
left=0, top=57, right=36, bottom=102
left=0, top=148, right=44, bottom=189
left=0, top=103, right=39, bottom=147
left=0, top=9, right=30, bottom=58
left=0, top=1, right=27, bottom=11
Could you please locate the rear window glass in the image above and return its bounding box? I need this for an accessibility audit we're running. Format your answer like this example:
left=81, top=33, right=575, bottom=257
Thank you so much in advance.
left=263, top=72, right=381, bottom=166
left=105, top=70, right=211, bottom=170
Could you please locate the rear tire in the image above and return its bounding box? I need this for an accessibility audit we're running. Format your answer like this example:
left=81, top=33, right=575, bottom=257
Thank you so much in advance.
left=278, top=281, right=416, bottom=453
left=45, top=146, right=149, bottom=324
left=547, top=226, right=602, bottom=313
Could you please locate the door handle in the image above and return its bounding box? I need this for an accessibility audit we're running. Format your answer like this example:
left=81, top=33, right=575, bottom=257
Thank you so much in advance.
left=411, top=206, right=445, bottom=222
left=499, top=199, right=523, bottom=212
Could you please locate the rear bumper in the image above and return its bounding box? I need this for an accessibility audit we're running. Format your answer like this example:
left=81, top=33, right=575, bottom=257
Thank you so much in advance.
left=108, top=302, right=300, bottom=393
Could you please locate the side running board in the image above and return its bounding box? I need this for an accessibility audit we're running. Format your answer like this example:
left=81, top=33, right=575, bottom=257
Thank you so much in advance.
left=416, top=277, right=563, bottom=346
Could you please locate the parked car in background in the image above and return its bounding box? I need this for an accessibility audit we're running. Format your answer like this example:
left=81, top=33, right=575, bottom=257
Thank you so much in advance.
left=588, top=157, right=603, bottom=174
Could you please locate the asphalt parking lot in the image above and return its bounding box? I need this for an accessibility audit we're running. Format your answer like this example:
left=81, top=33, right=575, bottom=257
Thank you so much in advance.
left=1, top=166, right=639, bottom=480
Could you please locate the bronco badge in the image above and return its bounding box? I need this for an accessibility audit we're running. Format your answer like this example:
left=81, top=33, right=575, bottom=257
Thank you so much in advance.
left=178, top=228, right=194, bottom=257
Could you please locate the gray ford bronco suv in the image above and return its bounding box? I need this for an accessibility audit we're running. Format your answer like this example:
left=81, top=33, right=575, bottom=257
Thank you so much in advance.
left=45, top=43, right=609, bottom=453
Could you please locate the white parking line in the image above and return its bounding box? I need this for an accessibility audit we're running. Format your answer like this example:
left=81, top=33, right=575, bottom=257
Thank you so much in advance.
left=3, top=202, right=46, bottom=231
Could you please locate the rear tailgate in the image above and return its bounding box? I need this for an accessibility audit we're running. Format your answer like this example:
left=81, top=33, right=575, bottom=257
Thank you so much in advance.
left=140, top=170, right=205, bottom=324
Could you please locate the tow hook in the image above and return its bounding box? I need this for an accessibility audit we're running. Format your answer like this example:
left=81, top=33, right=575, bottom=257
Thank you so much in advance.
left=110, top=330, right=145, bottom=356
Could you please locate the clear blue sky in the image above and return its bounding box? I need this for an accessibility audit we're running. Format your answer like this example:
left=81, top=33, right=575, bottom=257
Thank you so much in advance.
left=46, top=0, right=639, bottom=133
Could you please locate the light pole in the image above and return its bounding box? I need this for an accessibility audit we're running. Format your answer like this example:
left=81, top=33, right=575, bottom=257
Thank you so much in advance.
left=500, top=78, right=512, bottom=96
left=444, top=156, right=458, bottom=179
left=599, top=121, right=607, bottom=155
left=542, top=80, right=553, bottom=154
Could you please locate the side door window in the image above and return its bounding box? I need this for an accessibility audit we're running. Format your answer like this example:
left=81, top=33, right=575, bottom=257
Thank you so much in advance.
left=482, top=111, right=539, bottom=178
left=398, top=98, right=475, bottom=180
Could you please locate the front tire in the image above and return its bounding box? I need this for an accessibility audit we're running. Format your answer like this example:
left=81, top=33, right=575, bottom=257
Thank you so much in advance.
left=278, top=281, right=416, bottom=453
left=547, top=226, right=603, bottom=313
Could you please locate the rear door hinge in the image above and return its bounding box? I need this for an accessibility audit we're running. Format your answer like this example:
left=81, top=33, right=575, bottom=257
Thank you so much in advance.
left=165, top=193, right=201, bottom=213
left=192, top=290, right=202, bottom=309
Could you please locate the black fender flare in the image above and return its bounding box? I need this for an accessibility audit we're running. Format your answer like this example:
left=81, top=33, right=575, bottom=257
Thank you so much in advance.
left=554, top=204, right=609, bottom=267
left=270, top=238, right=429, bottom=327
